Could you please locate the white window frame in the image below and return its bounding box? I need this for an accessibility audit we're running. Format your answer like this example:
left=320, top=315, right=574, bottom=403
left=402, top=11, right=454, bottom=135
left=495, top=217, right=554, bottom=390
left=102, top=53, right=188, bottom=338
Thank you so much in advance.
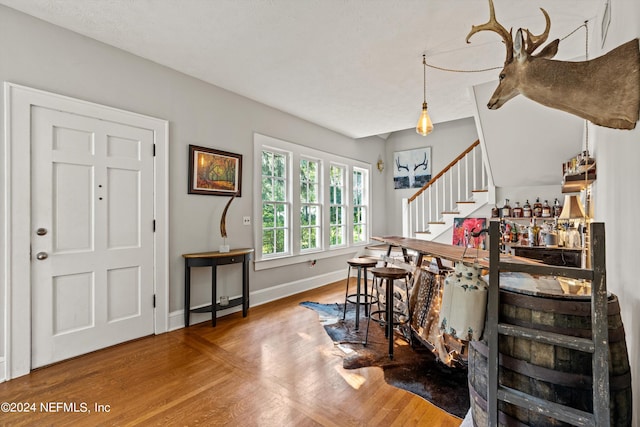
left=260, top=147, right=291, bottom=258
left=329, top=164, right=347, bottom=248
left=299, top=156, right=322, bottom=252
left=253, top=133, right=371, bottom=270
left=352, top=167, right=369, bottom=244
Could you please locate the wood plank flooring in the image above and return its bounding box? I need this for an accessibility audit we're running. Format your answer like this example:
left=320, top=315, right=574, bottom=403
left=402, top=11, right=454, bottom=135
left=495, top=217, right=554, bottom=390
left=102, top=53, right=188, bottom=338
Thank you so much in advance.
left=0, top=280, right=461, bottom=426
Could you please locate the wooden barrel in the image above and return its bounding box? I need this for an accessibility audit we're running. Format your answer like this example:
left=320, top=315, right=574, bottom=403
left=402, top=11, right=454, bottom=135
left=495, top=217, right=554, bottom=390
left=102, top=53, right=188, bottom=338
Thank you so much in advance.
left=468, top=290, right=632, bottom=426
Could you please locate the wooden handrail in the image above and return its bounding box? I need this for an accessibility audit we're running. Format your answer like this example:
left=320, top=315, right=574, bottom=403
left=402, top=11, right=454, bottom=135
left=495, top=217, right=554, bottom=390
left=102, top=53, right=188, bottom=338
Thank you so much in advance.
left=407, top=139, right=480, bottom=203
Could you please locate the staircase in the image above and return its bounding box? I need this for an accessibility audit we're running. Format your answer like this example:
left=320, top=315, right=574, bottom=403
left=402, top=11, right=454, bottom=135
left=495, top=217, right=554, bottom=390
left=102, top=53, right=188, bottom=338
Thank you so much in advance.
left=402, top=140, right=492, bottom=242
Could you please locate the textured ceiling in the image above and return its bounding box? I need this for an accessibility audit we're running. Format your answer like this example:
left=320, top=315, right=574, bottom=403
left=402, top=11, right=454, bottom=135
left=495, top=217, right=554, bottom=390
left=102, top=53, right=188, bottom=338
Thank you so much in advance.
left=0, top=0, right=602, bottom=138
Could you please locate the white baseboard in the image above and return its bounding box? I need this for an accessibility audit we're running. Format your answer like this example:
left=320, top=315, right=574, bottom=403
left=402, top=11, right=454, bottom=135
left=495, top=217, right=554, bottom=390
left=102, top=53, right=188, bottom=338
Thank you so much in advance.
left=168, top=269, right=344, bottom=331
left=0, top=358, right=5, bottom=382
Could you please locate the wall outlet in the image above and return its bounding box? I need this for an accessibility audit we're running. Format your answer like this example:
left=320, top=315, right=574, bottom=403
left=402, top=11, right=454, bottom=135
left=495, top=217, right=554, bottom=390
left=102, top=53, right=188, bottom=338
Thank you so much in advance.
left=219, top=296, right=229, bottom=306
left=243, top=216, right=251, bottom=225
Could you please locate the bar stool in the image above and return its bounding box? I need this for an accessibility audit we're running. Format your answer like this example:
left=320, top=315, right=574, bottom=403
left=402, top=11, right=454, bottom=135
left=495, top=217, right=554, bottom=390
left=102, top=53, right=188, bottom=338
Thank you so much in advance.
left=366, top=267, right=413, bottom=360
left=342, top=257, right=379, bottom=330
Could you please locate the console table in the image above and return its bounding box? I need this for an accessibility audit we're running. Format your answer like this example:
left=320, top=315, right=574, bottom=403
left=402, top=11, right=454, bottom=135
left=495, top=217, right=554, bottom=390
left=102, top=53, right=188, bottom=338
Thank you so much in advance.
left=183, top=248, right=254, bottom=327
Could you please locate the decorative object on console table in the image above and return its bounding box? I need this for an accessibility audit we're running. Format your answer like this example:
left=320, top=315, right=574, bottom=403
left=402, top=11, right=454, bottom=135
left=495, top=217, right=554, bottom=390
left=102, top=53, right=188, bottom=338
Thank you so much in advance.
left=188, top=144, right=242, bottom=196
left=183, top=248, right=254, bottom=327
left=219, top=195, right=235, bottom=253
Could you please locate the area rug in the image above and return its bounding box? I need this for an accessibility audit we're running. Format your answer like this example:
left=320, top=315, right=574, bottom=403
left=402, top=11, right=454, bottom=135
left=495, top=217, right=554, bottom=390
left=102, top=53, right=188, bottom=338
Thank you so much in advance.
left=301, top=301, right=470, bottom=419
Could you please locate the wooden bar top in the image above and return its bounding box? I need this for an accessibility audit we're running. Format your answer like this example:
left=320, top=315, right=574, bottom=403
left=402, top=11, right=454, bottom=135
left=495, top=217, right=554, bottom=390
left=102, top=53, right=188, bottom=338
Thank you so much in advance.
left=371, top=236, right=537, bottom=268
left=182, top=248, right=254, bottom=259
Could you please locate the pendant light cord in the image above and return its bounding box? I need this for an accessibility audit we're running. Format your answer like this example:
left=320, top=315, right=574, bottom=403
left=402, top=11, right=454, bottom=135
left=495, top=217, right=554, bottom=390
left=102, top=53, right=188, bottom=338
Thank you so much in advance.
left=422, top=54, right=427, bottom=104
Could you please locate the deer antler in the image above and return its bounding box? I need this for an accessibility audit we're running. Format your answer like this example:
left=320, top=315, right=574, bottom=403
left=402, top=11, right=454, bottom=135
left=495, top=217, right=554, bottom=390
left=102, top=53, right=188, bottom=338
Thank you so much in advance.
left=466, top=0, right=513, bottom=63
left=523, top=8, right=551, bottom=55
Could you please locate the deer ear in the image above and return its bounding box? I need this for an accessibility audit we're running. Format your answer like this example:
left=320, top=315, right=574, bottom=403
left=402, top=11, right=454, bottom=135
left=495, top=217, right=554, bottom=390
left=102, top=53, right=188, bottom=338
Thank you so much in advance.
left=514, top=29, right=527, bottom=62
left=535, top=39, right=559, bottom=59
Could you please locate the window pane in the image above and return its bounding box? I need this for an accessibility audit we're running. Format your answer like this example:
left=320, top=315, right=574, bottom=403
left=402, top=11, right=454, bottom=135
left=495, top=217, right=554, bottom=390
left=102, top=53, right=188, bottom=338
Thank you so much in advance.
left=262, top=203, right=274, bottom=228
left=276, top=229, right=286, bottom=252
left=262, top=230, right=274, bottom=254
left=262, top=177, right=273, bottom=201
left=262, top=152, right=273, bottom=175
left=275, top=178, right=286, bottom=202
left=336, top=187, right=342, bottom=204
left=308, top=206, right=318, bottom=225
left=301, top=228, right=310, bottom=249
left=274, top=154, right=286, bottom=177
left=276, top=204, right=286, bottom=227
left=300, top=206, right=309, bottom=226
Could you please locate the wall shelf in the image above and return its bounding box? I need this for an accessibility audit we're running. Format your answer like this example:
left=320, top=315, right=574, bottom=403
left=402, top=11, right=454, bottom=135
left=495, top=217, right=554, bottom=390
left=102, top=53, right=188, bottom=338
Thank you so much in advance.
left=562, top=172, right=596, bottom=193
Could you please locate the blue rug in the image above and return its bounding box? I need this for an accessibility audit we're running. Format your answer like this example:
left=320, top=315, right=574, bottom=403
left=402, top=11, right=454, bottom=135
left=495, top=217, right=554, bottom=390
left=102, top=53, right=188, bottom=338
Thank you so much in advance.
left=301, top=301, right=470, bottom=419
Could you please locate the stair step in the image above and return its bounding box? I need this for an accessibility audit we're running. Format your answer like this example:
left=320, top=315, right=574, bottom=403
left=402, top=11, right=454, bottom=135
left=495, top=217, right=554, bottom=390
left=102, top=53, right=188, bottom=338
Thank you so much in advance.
left=457, top=201, right=476, bottom=204
left=415, top=230, right=431, bottom=234
left=472, top=189, right=488, bottom=193
left=442, top=211, right=460, bottom=215
left=428, top=221, right=446, bottom=225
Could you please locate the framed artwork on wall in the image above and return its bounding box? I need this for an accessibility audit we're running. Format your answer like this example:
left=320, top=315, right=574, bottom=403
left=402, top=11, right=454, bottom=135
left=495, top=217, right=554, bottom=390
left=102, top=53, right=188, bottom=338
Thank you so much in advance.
left=393, top=147, right=431, bottom=189
left=452, top=217, right=487, bottom=249
left=188, top=145, right=242, bottom=196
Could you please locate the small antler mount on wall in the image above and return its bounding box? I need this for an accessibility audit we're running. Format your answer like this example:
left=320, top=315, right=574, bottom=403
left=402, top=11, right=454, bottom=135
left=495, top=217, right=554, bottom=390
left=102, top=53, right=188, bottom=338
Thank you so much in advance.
left=467, top=0, right=640, bottom=130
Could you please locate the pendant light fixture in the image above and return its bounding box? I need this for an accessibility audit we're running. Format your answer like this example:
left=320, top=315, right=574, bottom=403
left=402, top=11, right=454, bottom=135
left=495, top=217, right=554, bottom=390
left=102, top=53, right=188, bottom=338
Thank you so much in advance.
left=416, top=54, right=434, bottom=136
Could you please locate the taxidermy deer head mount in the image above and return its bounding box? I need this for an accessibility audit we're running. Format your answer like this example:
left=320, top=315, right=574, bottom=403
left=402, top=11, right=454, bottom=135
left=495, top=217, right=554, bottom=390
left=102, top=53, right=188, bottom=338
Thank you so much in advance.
left=467, top=0, right=640, bottom=130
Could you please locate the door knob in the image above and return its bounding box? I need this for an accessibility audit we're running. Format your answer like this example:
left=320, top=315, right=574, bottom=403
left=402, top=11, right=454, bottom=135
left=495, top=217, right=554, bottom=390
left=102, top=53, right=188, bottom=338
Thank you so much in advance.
left=36, top=228, right=48, bottom=236
left=36, top=252, right=48, bottom=260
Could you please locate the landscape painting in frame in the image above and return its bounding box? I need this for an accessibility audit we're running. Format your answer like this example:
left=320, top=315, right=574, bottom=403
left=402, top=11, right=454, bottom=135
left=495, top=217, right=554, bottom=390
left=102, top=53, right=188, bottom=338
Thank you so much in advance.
left=393, top=147, right=431, bottom=189
left=188, top=145, right=242, bottom=196
left=452, top=217, right=487, bottom=249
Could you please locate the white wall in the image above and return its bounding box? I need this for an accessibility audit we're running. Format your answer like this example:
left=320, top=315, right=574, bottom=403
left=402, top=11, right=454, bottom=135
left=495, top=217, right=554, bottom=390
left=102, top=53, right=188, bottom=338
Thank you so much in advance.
left=0, top=4, right=386, bottom=351
left=591, top=1, right=640, bottom=423
left=384, top=117, right=479, bottom=236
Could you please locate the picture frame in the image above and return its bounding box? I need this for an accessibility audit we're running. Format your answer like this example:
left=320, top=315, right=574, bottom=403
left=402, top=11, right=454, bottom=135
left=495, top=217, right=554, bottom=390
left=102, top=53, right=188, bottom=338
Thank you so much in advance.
left=188, top=145, right=242, bottom=196
left=393, top=147, right=431, bottom=189
left=452, top=217, right=487, bottom=250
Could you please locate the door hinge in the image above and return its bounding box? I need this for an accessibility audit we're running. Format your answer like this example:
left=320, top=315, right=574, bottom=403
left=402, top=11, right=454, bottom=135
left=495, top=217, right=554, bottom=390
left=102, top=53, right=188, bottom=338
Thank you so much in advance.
left=153, top=144, right=156, bottom=157
left=153, top=294, right=156, bottom=308
left=153, top=219, right=156, bottom=232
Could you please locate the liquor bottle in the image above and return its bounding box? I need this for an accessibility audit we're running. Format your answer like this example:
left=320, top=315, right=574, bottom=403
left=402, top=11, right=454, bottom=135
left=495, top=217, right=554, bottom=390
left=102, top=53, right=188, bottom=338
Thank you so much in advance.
left=533, top=197, right=543, bottom=217
left=541, top=200, right=552, bottom=218
left=523, top=200, right=532, bottom=218
left=512, top=201, right=523, bottom=218
left=528, top=218, right=540, bottom=246
left=553, top=198, right=563, bottom=217
left=491, top=205, right=499, bottom=218
left=501, top=199, right=512, bottom=218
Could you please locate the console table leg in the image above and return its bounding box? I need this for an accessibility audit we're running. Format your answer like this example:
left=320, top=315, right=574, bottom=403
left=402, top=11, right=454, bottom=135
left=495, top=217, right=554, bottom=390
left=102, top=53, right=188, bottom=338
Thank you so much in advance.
left=184, top=262, right=191, bottom=327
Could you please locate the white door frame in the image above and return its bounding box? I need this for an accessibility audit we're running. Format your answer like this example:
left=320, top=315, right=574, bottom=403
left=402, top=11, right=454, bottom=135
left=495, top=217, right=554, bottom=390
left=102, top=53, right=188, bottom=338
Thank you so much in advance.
left=1, top=82, right=169, bottom=380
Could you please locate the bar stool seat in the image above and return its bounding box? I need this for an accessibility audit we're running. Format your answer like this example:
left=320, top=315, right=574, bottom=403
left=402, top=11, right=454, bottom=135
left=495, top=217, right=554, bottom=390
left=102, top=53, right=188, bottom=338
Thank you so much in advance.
left=366, top=267, right=413, bottom=359
left=342, top=257, right=379, bottom=331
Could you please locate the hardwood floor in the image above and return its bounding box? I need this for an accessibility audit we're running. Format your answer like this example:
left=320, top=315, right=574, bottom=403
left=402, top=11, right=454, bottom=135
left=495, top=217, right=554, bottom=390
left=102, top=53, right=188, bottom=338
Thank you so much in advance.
left=0, top=280, right=461, bottom=426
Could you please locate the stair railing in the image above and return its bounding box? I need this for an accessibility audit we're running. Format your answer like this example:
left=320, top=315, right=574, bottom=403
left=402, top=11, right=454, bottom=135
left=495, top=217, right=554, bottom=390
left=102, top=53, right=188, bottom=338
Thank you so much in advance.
left=402, top=139, right=487, bottom=237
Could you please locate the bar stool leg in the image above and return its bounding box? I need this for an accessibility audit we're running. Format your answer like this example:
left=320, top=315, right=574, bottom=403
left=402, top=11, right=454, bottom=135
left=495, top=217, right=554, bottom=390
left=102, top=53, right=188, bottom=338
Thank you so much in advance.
left=342, top=265, right=352, bottom=321
left=354, top=266, right=362, bottom=330
left=386, top=277, right=394, bottom=359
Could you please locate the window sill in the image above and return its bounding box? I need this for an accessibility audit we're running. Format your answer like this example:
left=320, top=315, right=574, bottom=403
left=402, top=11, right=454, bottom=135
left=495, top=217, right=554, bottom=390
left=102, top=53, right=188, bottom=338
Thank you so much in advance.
left=254, top=244, right=368, bottom=271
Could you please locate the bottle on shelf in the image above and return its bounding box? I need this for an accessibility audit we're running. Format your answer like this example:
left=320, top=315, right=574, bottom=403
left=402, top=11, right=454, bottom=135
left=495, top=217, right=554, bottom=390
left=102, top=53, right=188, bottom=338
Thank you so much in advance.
left=533, top=197, right=543, bottom=218
left=491, top=204, right=499, bottom=218
left=523, top=200, right=532, bottom=218
left=541, top=200, right=552, bottom=218
left=553, top=198, right=563, bottom=218
left=528, top=218, right=540, bottom=247
left=512, top=201, right=523, bottom=218
left=501, top=199, right=512, bottom=218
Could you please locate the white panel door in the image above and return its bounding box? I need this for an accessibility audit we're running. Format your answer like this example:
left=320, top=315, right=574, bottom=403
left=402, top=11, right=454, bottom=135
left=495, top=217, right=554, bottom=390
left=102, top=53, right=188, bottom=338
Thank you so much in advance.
left=30, top=106, right=155, bottom=368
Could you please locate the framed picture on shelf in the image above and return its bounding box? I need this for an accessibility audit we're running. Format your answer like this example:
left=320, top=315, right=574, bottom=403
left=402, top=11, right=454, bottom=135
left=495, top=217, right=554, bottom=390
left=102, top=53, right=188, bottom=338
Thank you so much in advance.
left=452, top=217, right=487, bottom=249
left=188, top=145, right=242, bottom=196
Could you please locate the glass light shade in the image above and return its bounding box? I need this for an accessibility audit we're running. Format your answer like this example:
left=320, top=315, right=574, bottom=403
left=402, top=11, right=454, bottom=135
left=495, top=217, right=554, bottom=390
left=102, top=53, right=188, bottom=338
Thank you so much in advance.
left=416, top=103, right=434, bottom=136
left=559, top=195, right=585, bottom=219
